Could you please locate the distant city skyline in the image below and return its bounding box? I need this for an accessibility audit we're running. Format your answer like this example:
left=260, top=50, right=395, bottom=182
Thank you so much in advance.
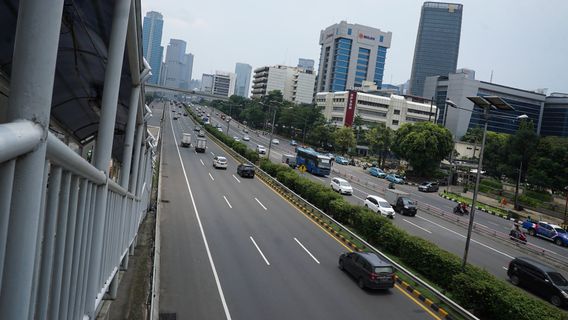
left=141, top=0, right=568, bottom=94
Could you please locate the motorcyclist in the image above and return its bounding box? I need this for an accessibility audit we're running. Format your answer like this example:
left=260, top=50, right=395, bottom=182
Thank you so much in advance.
left=388, top=182, right=395, bottom=189
left=509, top=222, right=526, bottom=242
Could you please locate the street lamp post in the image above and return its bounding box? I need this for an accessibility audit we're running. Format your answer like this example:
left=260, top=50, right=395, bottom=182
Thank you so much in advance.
left=461, top=96, right=515, bottom=271
left=512, top=114, right=529, bottom=211
left=267, top=107, right=277, bottom=159
left=445, top=99, right=459, bottom=191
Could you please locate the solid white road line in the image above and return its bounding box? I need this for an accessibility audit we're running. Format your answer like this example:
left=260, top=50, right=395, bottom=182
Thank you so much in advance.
left=294, top=238, right=320, bottom=264
left=200, top=159, right=205, bottom=166
left=232, top=174, right=241, bottom=183
left=403, top=219, right=432, bottom=234
left=210, top=151, right=215, bottom=156
left=168, top=114, right=232, bottom=320
left=209, top=172, right=215, bottom=181
left=416, top=215, right=515, bottom=259
left=223, top=196, right=232, bottom=209
left=503, top=266, right=509, bottom=271
left=250, top=236, right=270, bottom=266
left=254, top=197, right=267, bottom=211
left=353, top=195, right=364, bottom=201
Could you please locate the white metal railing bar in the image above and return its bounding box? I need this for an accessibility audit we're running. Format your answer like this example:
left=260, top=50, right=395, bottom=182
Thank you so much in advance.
left=0, top=120, right=43, bottom=164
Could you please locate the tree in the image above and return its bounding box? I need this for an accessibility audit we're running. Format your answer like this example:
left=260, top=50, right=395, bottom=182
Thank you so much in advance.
left=482, top=132, right=511, bottom=179
left=332, top=127, right=356, bottom=155
left=365, top=124, right=394, bottom=167
left=505, top=119, right=539, bottom=180
left=527, top=136, right=568, bottom=192
left=307, top=124, right=334, bottom=149
left=353, top=114, right=364, bottom=144
left=391, top=122, right=453, bottom=176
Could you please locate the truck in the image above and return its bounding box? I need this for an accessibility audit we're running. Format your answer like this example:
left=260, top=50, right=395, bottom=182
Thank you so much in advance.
left=195, top=138, right=207, bottom=153
left=521, top=220, right=568, bottom=246
left=181, top=133, right=191, bottom=147
left=384, top=189, right=417, bottom=216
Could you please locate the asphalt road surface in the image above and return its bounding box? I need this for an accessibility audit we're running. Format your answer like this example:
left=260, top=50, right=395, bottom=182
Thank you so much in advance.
left=158, top=102, right=438, bottom=319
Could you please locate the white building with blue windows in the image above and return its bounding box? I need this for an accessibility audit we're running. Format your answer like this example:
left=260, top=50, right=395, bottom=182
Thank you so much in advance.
left=316, top=21, right=392, bottom=93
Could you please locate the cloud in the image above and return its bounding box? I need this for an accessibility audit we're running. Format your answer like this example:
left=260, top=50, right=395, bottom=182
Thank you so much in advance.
left=190, top=18, right=208, bottom=29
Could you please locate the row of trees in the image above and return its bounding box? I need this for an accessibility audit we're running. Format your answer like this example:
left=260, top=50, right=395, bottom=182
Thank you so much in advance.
left=462, top=121, right=568, bottom=193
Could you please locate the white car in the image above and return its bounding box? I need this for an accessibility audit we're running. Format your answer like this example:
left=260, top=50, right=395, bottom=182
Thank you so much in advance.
left=256, top=145, right=267, bottom=155
left=217, top=127, right=223, bottom=132
left=243, top=135, right=250, bottom=141
left=233, top=136, right=241, bottom=142
left=271, top=139, right=280, bottom=145
left=213, top=156, right=228, bottom=169
left=330, top=177, right=353, bottom=195
left=364, top=195, right=395, bottom=219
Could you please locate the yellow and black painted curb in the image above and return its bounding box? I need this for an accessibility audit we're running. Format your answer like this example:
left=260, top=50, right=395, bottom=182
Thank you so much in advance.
left=395, top=277, right=453, bottom=320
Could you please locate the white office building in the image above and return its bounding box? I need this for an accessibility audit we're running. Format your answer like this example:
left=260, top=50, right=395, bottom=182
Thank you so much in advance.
left=212, top=71, right=236, bottom=97
left=201, top=73, right=214, bottom=93
left=315, top=90, right=436, bottom=130
left=251, top=65, right=316, bottom=104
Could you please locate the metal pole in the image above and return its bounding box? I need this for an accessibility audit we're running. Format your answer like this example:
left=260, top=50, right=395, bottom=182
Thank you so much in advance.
left=443, top=101, right=449, bottom=127
left=462, top=107, right=489, bottom=271
left=447, top=141, right=454, bottom=192
left=0, top=160, right=15, bottom=289
left=267, top=107, right=277, bottom=159
left=514, top=161, right=522, bottom=211
left=564, top=188, right=568, bottom=225
left=130, top=124, right=144, bottom=192
left=87, top=0, right=132, bottom=316
left=120, top=85, right=141, bottom=188
left=0, top=0, right=65, bottom=318
left=429, top=97, right=434, bottom=122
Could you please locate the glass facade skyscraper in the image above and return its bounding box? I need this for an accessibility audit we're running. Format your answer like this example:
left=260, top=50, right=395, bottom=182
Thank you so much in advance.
left=142, top=11, right=164, bottom=85
left=234, top=63, right=252, bottom=97
left=541, top=94, right=568, bottom=137
left=409, top=2, right=463, bottom=97
left=317, top=21, right=392, bottom=93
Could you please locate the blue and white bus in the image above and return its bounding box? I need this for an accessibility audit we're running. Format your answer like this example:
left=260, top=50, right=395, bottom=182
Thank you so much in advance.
left=296, top=147, right=332, bottom=176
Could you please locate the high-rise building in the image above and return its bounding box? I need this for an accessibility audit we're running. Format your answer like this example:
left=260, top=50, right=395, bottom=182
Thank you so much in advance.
left=316, top=21, right=392, bottom=93
left=423, top=73, right=546, bottom=138
left=162, top=39, right=194, bottom=89
left=234, top=63, right=252, bottom=97
left=142, top=11, right=164, bottom=84
left=201, top=74, right=214, bottom=93
left=298, top=58, right=315, bottom=72
left=409, top=2, right=463, bottom=97
left=212, top=71, right=236, bottom=97
left=251, top=65, right=316, bottom=104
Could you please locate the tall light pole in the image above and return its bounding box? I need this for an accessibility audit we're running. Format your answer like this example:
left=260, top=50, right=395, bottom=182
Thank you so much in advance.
left=513, top=114, right=529, bottom=211
left=445, top=99, right=459, bottom=191
left=461, top=96, right=515, bottom=271
left=267, top=107, right=277, bottom=159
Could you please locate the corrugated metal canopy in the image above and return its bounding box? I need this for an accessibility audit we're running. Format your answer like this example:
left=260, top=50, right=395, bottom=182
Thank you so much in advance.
left=0, top=0, right=141, bottom=159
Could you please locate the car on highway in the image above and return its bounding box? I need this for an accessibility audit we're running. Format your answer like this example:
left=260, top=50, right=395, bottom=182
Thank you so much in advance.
left=363, top=195, right=395, bottom=219
left=271, top=138, right=280, bottom=145
left=233, top=136, right=241, bottom=142
left=338, top=252, right=395, bottom=290
left=521, top=220, right=568, bottom=246
left=368, top=167, right=386, bottom=178
left=386, top=174, right=405, bottom=184
left=237, top=163, right=255, bottom=178
left=212, top=156, right=228, bottom=169
left=183, top=113, right=188, bottom=116
left=243, top=128, right=249, bottom=133
left=194, top=125, right=201, bottom=132
left=290, top=140, right=297, bottom=146
left=335, top=156, right=349, bottom=165
left=256, top=145, right=267, bottom=155
left=507, top=257, right=568, bottom=307
left=243, top=135, right=250, bottom=141
left=418, top=181, right=439, bottom=192
left=330, top=177, right=353, bottom=195
left=217, top=127, right=223, bottom=132
left=198, top=130, right=206, bottom=137
left=173, top=115, right=179, bottom=120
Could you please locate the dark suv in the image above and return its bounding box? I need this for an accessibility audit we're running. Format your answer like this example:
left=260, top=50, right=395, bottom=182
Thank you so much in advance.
left=338, top=252, right=395, bottom=290
left=418, top=181, right=439, bottom=192
left=237, top=163, right=255, bottom=178
left=507, top=257, right=568, bottom=307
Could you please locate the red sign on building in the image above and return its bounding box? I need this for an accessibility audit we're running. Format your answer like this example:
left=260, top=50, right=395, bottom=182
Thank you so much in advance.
left=344, top=90, right=357, bottom=127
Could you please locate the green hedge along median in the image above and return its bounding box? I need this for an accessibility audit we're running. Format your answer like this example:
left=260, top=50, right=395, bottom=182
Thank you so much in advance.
left=260, top=159, right=566, bottom=320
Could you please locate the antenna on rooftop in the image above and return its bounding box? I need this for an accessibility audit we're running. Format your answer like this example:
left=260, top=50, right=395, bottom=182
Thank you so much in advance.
left=490, top=70, right=494, bottom=83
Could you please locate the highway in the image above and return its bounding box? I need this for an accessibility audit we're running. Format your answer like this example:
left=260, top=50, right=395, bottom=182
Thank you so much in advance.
left=158, top=101, right=438, bottom=319
left=198, top=104, right=568, bottom=280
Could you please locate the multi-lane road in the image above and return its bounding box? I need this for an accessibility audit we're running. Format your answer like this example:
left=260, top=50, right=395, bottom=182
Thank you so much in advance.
left=198, top=104, right=568, bottom=280
left=157, top=101, right=440, bottom=319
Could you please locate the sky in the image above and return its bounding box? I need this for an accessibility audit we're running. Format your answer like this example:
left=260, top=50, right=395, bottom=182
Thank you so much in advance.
left=141, top=0, right=568, bottom=94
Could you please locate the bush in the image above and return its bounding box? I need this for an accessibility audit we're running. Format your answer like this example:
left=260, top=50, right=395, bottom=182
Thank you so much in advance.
left=519, top=194, right=541, bottom=207
left=525, top=190, right=552, bottom=202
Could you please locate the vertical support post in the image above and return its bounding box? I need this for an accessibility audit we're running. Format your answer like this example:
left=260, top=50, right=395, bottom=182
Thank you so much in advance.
left=0, top=0, right=65, bottom=318
left=462, top=108, right=489, bottom=271
left=0, top=160, right=16, bottom=289
left=267, top=107, right=277, bottom=159
left=130, top=124, right=144, bottom=193
left=120, top=85, right=141, bottom=188
left=86, top=0, right=132, bottom=316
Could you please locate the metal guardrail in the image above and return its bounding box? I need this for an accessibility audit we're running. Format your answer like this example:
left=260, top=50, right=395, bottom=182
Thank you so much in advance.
left=200, top=124, right=479, bottom=320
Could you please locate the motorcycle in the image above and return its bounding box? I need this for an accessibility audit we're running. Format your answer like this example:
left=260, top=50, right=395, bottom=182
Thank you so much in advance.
left=509, top=229, right=527, bottom=244
left=453, top=204, right=469, bottom=215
